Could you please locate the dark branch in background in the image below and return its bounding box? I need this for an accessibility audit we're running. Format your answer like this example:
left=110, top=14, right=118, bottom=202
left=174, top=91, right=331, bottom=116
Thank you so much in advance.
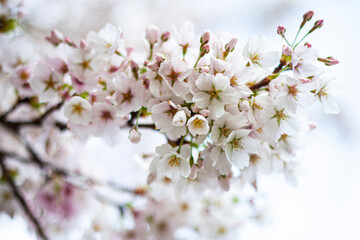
left=250, top=62, right=285, bottom=91
left=0, top=154, right=49, bottom=240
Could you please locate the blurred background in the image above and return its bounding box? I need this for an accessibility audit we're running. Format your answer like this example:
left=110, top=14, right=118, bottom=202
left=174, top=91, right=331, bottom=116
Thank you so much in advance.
left=1, top=0, right=359, bottom=239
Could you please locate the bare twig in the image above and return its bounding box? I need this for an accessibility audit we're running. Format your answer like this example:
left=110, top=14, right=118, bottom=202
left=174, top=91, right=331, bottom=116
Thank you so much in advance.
left=0, top=154, right=49, bottom=240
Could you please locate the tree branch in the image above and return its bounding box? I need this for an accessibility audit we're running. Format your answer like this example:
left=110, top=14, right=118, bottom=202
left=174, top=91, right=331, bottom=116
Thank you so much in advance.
left=0, top=154, right=49, bottom=240
left=250, top=62, right=285, bottom=91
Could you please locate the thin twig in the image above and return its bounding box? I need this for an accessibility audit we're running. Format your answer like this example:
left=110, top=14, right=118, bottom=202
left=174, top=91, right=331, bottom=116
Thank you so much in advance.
left=0, top=154, right=49, bottom=240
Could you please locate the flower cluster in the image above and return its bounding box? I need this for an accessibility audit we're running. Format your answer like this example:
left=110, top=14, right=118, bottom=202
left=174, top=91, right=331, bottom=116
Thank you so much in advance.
left=0, top=6, right=340, bottom=240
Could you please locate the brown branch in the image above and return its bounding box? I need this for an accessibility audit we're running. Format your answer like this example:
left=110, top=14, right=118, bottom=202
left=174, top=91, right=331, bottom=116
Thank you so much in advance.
left=0, top=154, right=49, bottom=240
left=250, top=62, right=285, bottom=91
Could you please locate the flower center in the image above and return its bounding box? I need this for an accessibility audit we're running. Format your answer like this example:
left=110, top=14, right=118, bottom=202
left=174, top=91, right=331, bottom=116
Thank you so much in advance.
left=101, top=111, right=113, bottom=121
left=250, top=51, right=263, bottom=63
left=221, top=127, right=231, bottom=137
left=72, top=103, right=84, bottom=115
left=168, top=155, right=180, bottom=167
left=231, top=138, right=243, bottom=151
left=193, top=118, right=203, bottom=128
left=208, top=86, right=221, bottom=100
left=121, top=90, right=133, bottom=104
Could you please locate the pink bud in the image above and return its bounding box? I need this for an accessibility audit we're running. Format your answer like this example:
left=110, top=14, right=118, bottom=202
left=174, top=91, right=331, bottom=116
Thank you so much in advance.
left=146, top=25, right=160, bottom=45
left=148, top=62, right=159, bottom=71
left=303, top=11, right=314, bottom=22
left=201, top=44, right=210, bottom=55
left=80, top=40, right=86, bottom=49
left=155, top=54, right=166, bottom=63
left=191, top=105, right=200, bottom=113
left=64, top=37, right=77, bottom=48
left=105, top=96, right=112, bottom=104
left=304, top=42, right=312, bottom=48
left=225, top=38, right=238, bottom=52
left=309, top=19, right=324, bottom=33
left=199, top=109, right=210, bottom=117
left=239, top=100, right=250, bottom=111
left=282, top=45, right=292, bottom=56
left=161, top=31, right=170, bottom=42
left=277, top=26, right=286, bottom=37
left=45, top=29, right=64, bottom=45
left=201, top=31, right=210, bottom=45
left=129, top=128, right=141, bottom=144
left=126, top=46, right=134, bottom=56
left=318, top=56, right=339, bottom=66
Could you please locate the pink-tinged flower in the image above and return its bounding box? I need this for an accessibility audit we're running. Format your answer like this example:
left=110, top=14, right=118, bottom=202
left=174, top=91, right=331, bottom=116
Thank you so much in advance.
left=9, top=65, right=33, bottom=97
left=158, top=58, right=191, bottom=98
left=146, top=25, right=160, bottom=45
left=172, top=20, right=195, bottom=47
left=68, top=47, right=98, bottom=82
left=292, top=45, right=319, bottom=77
left=224, top=129, right=261, bottom=169
left=29, top=63, right=62, bottom=102
left=270, top=76, right=314, bottom=113
left=243, top=35, right=280, bottom=68
left=193, top=73, right=238, bottom=119
left=87, top=23, right=122, bottom=55
left=114, top=74, right=145, bottom=116
left=187, top=114, right=209, bottom=136
left=172, top=110, right=187, bottom=127
left=91, top=102, right=120, bottom=144
left=64, top=96, right=92, bottom=125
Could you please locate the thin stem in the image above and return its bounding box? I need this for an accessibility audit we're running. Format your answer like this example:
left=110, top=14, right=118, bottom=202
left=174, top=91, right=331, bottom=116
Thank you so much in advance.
left=134, top=108, right=142, bottom=128
left=294, top=32, right=310, bottom=49
left=292, top=28, right=302, bottom=47
left=194, top=54, right=202, bottom=69
left=148, top=44, right=154, bottom=61
left=177, top=132, right=187, bottom=153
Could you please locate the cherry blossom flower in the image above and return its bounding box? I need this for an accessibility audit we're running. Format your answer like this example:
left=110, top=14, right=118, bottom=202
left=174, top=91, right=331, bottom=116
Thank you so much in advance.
left=187, top=114, right=209, bottom=136
left=63, top=96, right=92, bottom=125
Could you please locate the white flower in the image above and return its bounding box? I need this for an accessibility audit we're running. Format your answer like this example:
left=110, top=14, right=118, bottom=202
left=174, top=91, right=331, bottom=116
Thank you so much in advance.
left=211, top=112, right=248, bottom=144
left=187, top=114, right=209, bottom=136
left=242, top=35, right=280, bottom=68
left=211, top=146, right=231, bottom=175
left=151, top=101, right=187, bottom=140
left=193, top=73, right=238, bottom=119
left=314, top=75, right=340, bottom=114
left=87, top=23, right=122, bottom=55
left=292, top=45, right=319, bottom=77
left=64, top=96, right=92, bottom=125
left=224, top=129, right=261, bottom=169
left=172, top=110, right=187, bottom=127
left=262, top=108, right=301, bottom=139
left=156, top=144, right=191, bottom=179
left=29, top=63, right=61, bottom=103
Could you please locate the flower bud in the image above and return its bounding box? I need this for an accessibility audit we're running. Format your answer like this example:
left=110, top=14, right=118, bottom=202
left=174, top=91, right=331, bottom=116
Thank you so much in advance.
left=191, top=105, right=200, bottom=113
left=197, top=157, right=204, bottom=168
left=304, top=42, right=312, bottom=48
left=147, top=62, right=159, bottom=71
left=131, top=60, right=139, bottom=72
left=225, top=38, right=238, bottom=52
left=239, top=100, right=250, bottom=111
left=146, top=25, right=160, bottom=45
left=300, top=11, right=314, bottom=28
left=309, top=19, right=324, bottom=33
left=303, top=10, right=314, bottom=22
left=277, top=26, right=286, bottom=37
left=126, top=46, right=134, bottom=56
left=161, top=31, right=170, bottom=42
left=155, top=54, right=166, bottom=63
left=172, top=110, right=187, bottom=126
left=318, top=56, right=339, bottom=66
left=46, top=29, right=64, bottom=45
left=199, top=66, right=209, bottom=73
left=200, top=44, right=210, bottom=56
left=129, top=128, right=141, bottom=144
left=282, top=45, right=292, bottom=56
left=199, top=109, right=210, bottom=117
left=200, top=31, right=210, bottom=45
left=80, top=40, right=86, bottom=49
left=64, top=37, right=77, bottom=48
